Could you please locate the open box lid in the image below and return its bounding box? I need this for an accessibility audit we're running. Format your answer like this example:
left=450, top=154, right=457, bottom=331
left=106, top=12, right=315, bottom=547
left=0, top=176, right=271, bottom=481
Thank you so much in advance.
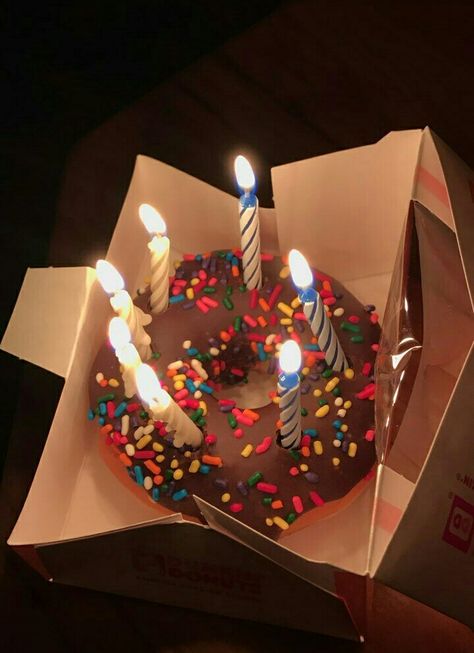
left=367, top=130, right=474, bottom=627
left=1, top=267, right=96, bottom=378
left=2, top=130, right=472, bottom=624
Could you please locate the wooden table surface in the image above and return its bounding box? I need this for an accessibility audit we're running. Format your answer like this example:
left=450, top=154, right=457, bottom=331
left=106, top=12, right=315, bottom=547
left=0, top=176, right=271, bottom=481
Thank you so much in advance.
left=2, top=2, right=474, bottom=650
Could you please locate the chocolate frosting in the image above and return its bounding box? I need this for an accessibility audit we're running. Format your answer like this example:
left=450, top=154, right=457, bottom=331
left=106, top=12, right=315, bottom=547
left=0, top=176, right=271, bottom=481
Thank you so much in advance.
left=90, top=253, right=379, bottom=540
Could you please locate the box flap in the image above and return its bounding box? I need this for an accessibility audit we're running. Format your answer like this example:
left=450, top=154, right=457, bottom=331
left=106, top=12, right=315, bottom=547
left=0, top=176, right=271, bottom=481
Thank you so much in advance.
left=6, top=278, right=193, bottom=548
left=106, top=155, right=279, bottom=293
left=370, top=193, right=473, bottom=628
left=271, top=129, right=422, bottom=295
left=427, top=130, right=474, bottom=308
left=1, top=267, right=95, bottom=378
left=412, top=127, right=454, bottom=231
left=36, top=522, right=361, bottom=640
left=195, top=468, right=376, bottom=585
left=374, top=345, right=474, bottom=629
left=367, top=465, right=415, bottom=576
left=194, top=495, right=339, bottom=595
left=412, top=127, right=473, bottom=308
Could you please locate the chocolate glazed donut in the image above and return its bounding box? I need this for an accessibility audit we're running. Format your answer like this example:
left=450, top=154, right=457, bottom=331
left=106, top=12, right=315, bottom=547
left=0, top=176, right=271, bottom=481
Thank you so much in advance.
left=89, top=252, right=379, bottom=541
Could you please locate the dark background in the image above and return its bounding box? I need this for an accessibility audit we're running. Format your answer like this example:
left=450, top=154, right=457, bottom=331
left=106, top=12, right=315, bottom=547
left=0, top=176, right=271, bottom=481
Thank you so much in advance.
left=1, top=2, right=473, bottom=651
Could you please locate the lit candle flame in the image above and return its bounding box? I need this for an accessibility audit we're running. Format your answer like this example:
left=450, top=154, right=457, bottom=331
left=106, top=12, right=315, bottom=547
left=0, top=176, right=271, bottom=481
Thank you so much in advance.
left=139, top=203, right=167, bottom=235
left=136, top=363, right=170, bottom=408
left=108, top=317, right=131, bottom=351
left=120, top=343, right=141, bottom=367
left=289, top=249, right=313, bottom=290
left=110, top=290, right=131, bottom=317
left=96, top=260, right=125, bottom=294
left=279, top=340, right=302, bottom=374
left=234, top=155, right=255, bottom=193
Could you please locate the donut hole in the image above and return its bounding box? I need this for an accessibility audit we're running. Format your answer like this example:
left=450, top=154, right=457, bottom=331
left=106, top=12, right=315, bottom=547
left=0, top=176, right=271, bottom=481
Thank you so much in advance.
left=206, top=334, right=256, bottom=385
left=205, top=332, right=276, bottom=409
left=215, top=368, right=276, bottom=409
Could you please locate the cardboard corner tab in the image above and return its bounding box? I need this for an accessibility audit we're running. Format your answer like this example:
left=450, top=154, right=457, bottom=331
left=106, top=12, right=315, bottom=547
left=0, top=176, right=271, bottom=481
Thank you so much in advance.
left=1, top=266, right=96, bottom=379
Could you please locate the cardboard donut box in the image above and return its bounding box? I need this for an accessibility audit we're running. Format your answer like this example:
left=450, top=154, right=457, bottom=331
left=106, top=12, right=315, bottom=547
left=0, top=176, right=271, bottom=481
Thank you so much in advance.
left=2, top=128, right=473, bottom=641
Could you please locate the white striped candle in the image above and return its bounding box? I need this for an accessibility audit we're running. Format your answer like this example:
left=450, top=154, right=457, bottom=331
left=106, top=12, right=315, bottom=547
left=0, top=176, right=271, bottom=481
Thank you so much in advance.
left=108, top=317, right=141, bottom=398
left=139, top=204, right=170, bottom=315
left=235, top=155, right=262, bottom=290
left=96, top=260, right=152, bottom=361
left=289, top=249, right=348, bottom=372
left=277, top=340, right=302, bottom=450
left=136, top=363, right=203, bottom=448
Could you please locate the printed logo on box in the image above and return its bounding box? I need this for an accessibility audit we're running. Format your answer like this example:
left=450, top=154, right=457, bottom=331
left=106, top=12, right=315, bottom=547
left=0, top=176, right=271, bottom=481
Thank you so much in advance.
left=131, top=550, right=263, bottom=599
left=442, top=495, right=474, bottom=553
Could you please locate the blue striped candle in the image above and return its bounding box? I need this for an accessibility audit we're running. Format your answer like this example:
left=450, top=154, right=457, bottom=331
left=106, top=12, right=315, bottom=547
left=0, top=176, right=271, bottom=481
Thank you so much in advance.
left=235, top=155, right=262, bottom=290
left=277, top=340, right=302, bottom=450
left=289, top=249, right=348, bottom=372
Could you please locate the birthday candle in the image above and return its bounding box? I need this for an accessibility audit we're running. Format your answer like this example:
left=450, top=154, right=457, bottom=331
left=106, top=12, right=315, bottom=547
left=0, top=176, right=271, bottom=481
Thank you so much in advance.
left=234, top=155, right=262, bottom=290
left=96, top=260, right=152, bottom=361
left=289, top=249, right=348, bottom=371
left=139, top=204, right=170, bottom=315
left=277, top=340, right=302, bottom=450
left=108, top=317, right=141, bottom=398
left=136, top=363, right=203, bottom=448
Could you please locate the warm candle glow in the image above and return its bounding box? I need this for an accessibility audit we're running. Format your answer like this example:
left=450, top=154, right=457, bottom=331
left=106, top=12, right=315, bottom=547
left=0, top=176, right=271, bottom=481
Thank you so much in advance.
left=108, top=317, right=131, bottom=350
left=289, top=249, right=313, bottom=289
left=279, top=340, right=302, bottom=374
left=136, top=363, right=170, bottom=408
left=96, top=260, right=125, bottom=294
left=234, top=155, right=255, bottom=192
left=139, top=203, right=167, bottom=235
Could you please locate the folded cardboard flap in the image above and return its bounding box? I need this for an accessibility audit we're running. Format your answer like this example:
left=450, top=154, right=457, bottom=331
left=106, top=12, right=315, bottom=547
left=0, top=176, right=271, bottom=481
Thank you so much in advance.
left=382, top=203, right=473, bottom=482
left=368, top=130, right=474, bottom=628
left=194, top=495, right=340, bottom=594
left=1, top=267, right=96, bottom=378
left=412, top=128, right=454, bottom=231
left=372, top=127, right=473, bottom=489
left=427, top=131, right=474, bottom=307
left=106, top=155, right=279, bottom=293
left=374, top=345, right=474, bottom=629
left=7, top=281, right=187, bottom=547
left=195, top=468, right=377, bottom=585
left=368, top=466, right=415, bottom=576
left=35, top=521, right=362, bottom=641
left=271, top=128, right=422, bottom=285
